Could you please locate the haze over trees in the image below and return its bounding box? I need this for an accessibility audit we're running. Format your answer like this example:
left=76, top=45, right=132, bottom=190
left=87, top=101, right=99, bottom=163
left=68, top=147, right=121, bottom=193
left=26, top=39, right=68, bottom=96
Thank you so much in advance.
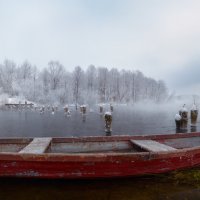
left=0, top=59, right=168, bottom=105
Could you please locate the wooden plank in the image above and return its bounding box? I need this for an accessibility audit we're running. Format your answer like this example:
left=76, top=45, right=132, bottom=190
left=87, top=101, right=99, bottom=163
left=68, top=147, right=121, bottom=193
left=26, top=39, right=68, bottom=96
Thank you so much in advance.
left=19, top=138, right=52, bottom=154
left=130, top=139, right=176, bottom=152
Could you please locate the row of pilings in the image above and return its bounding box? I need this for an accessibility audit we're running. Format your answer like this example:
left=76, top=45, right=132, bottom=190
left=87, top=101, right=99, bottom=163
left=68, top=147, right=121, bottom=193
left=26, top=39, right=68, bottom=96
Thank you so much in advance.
left=78, top=104, right=113, bottom=135
left=175, top=104, right=198, bottom=131
left=72, top=104, right=114, bottom=134
left=5, top=102, right=114, bottom=135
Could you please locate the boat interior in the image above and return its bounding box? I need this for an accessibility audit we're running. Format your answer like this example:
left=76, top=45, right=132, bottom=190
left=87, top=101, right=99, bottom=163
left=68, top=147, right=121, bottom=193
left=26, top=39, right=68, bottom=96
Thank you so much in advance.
left=0, top=133, right=199, bottom=154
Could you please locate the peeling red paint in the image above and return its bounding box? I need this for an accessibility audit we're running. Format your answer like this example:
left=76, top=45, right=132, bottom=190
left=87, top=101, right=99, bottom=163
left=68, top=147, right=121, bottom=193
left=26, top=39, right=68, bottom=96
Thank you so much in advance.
left=0, top=133, right=199, bottom=178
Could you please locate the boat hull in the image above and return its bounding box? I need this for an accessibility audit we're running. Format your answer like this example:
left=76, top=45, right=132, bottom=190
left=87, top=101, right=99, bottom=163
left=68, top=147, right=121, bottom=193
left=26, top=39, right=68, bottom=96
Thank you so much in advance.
left=0, top=147, right=200, bottom=179
left=0, top=133, right=200, bottom=179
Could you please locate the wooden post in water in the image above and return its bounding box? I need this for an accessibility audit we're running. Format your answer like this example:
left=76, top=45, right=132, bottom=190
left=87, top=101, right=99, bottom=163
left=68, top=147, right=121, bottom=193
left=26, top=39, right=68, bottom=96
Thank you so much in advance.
left=191, top=104, right=198, bottom=127
left=47, top=105, right=50, bottom=111
left=55, top=106, right=58, bottom=111
left=104, top=112, right=112, bottom=135
left=40, top=106, right=45, bottom=114
left=80, top=106, right=83, bottom=113
left=82, top=105, right=86, bottom=115
left=80, top=105, right=86, bottom=121
left=64, top=105, right=68, bottom=113
left=52, top=107, right=55, bottom=115
left=179, top=105, right=188, bottom=130
left=175, top=113, right=181, bottom=130
left=64, top=105, right=70, bottom=117
left=110, top=104, right=113, bottom=112
left=99, top=105, right=103, bottom=114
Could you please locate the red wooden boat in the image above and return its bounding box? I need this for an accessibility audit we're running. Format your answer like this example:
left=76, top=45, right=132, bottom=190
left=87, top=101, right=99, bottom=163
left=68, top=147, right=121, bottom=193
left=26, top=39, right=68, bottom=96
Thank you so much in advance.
left=0, top=132, right=200, bottom=179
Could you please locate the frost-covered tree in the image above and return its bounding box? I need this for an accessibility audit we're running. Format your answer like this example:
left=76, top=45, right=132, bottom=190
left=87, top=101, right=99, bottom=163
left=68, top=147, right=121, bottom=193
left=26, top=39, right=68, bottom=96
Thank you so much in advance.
left=119, top=70, right=132, bottom=102
left=108, top=68, right=120, bottom=102
left=0, top=59, right=168, bottom=105
left=97, top=67, right=108, bottom=102
left=86, top=65, right=96, bottom=92
left=18, top=61, right=32, bottom=80
left=155, top=80, right=168, bottom=102
left=85, top=65, right=97, bottom=105
left=47, top=61, right=65, bottom=90
left=61, top=72, right=73, bottom=104
left=73, top=66, right=84, bottom=109
left=32, top=66, right=38, bottom=100
left=0, top=59, right=17, bottom=95
left=17, top=61, right=34, bottom=99
left=41, top=68, right=50, bottom=95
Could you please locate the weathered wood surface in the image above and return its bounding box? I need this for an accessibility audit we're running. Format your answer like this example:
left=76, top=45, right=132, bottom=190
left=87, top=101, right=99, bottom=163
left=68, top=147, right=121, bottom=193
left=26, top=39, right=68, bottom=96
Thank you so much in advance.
left=51, top=141, right=132, bottom=153
left=130, top=140, right=177, bottom=152
left=0, top=144, right=27, bottom=153
left=19, top=138, right=52, bottom=154
left=51, top=132, right=200, bottom=143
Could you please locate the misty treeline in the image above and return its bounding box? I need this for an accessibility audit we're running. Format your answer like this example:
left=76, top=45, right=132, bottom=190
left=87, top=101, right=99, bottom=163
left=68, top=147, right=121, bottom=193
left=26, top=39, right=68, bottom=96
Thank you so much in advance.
left=0, top=59, right=168, bottom=105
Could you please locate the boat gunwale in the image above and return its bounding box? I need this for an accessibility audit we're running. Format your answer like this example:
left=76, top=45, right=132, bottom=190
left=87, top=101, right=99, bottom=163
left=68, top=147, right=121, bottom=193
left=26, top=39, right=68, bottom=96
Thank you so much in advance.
left=0, top=132, right=199, bottom=162
left=0, top=144, right=199, bottom=163
left=0, top=132, right=200, bottom=144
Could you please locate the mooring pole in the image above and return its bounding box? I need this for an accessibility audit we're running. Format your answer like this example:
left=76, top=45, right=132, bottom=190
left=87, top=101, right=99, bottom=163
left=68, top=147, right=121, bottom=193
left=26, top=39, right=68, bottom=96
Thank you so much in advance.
left=52, top=106, right=55, bottom=115
left=80, top=105, right=83, bottom=113
left=191, top=104, right=198, bottom=127
left=40, top=106, right=45, bottom=114
left=104, top=112, right=112, bottom=135
left=82, top=105, right=86, bottom=115
left=99, top=105, right=103, bottom=114
left=175, top=113, right=181, bottom=130
left=64, top=105, right=68, bottom=113
left=179, top=105, right=188, bottom=130
left=110, top=104, right=113, bottom=112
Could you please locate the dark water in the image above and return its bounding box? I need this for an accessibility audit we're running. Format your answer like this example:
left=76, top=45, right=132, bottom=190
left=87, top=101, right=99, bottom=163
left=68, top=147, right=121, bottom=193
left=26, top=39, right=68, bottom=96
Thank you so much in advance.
left=0, top=105, right=198, bottom=137
left=1, top=105, right=200, bottom=200
left=1, top=174, right=200, bottom=200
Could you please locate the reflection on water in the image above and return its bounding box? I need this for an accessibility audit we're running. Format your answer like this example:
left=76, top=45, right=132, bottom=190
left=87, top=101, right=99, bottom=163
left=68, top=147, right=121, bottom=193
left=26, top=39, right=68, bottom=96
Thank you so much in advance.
left=1, top=172, right=200, bottom=200
left=0, top=105, right=200, bottom=199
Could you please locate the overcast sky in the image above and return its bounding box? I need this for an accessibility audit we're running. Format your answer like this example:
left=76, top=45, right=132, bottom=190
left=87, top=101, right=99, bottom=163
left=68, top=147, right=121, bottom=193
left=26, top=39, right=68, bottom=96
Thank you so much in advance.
left=0, top=0, right=200, bottom=95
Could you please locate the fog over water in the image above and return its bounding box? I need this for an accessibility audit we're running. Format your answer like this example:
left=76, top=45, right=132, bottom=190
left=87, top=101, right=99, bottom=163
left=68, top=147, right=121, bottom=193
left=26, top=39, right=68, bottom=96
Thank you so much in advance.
left=0, top=102, right=199, bottom=137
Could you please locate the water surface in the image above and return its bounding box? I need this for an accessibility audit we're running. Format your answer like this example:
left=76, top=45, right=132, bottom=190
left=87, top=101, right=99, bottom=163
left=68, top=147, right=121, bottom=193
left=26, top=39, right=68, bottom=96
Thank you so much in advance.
left=0, top=105, right=200, bottom=200
left=0, top=105, right=197, bottom=137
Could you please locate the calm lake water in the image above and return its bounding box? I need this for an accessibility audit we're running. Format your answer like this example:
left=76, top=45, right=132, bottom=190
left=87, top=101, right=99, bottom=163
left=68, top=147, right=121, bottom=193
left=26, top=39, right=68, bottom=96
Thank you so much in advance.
left=0, top=104, right=200, bottom=200
left=0, top=104, right=198, bottom=137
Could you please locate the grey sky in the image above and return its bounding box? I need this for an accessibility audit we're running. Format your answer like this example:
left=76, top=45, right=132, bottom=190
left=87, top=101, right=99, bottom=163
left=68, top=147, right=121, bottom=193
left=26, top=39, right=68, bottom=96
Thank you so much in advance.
left=0, top=0, right=200, bottom=94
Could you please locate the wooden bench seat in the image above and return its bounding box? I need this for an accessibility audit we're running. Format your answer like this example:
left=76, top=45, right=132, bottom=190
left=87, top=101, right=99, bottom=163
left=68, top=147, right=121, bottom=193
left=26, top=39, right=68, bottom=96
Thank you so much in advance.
left=130, top=139, right=176, bottom=152
left=19, top=137, right=52, bottom=154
